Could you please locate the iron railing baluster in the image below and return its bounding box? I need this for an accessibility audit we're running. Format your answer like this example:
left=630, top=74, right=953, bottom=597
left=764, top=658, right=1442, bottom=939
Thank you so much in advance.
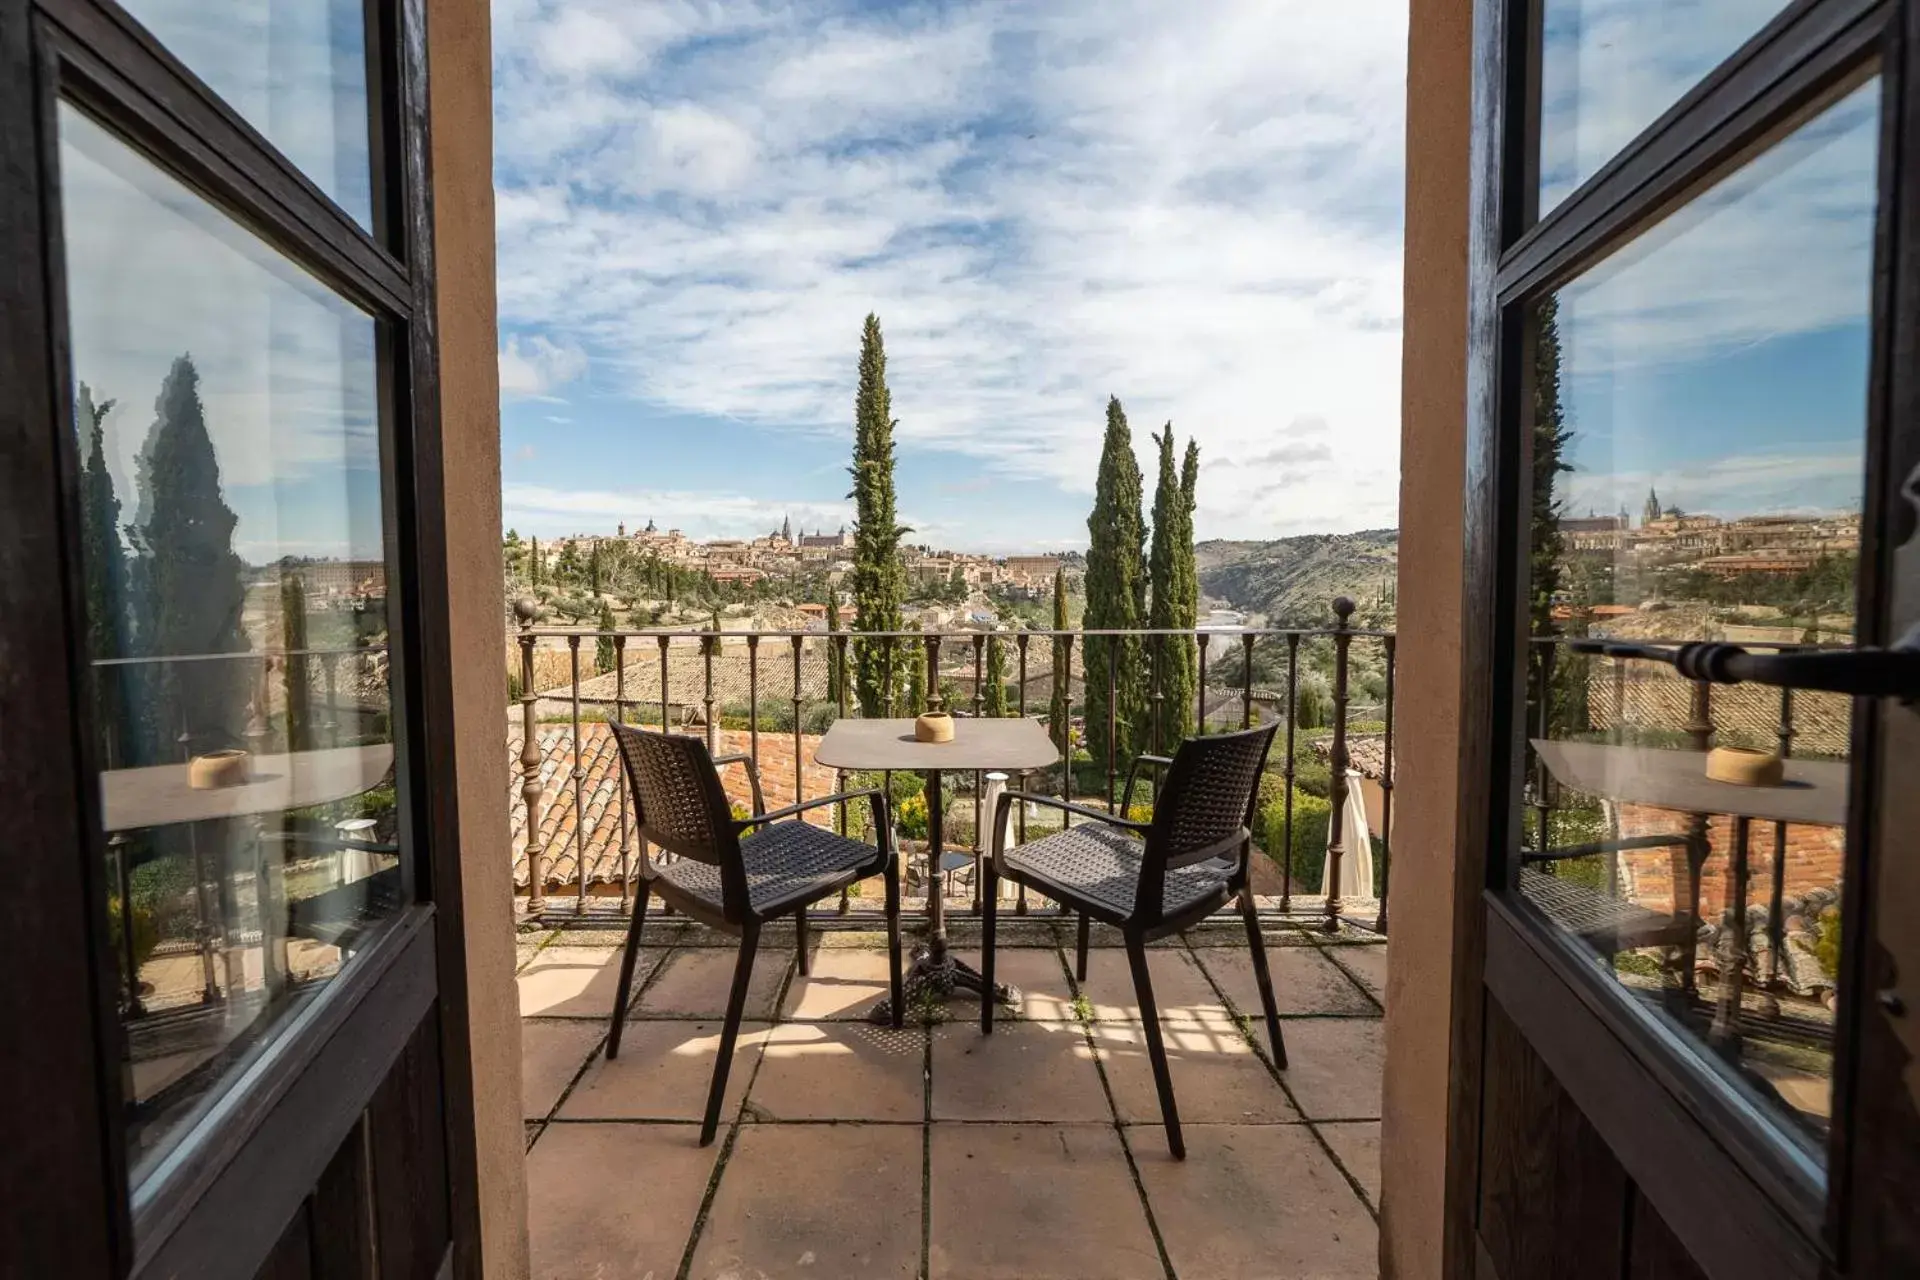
left=1324, top=599, right=1354, bottom=934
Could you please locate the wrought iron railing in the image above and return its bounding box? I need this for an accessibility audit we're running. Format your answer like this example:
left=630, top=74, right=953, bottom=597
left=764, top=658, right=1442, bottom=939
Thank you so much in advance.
left=510, top=598, right=1395, bottom=933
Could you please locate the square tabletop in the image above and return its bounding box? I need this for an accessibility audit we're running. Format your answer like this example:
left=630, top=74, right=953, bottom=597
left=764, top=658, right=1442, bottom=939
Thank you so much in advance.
left=1531, top=739, right=1848, bottom=827
left=814, top=717, right=1059, bottom=773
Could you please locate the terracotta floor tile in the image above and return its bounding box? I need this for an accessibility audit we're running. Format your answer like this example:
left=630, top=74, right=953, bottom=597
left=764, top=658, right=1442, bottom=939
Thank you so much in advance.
left=1075, top=946, right=1229, bottom=1023
left=528, top=1123, right=717, bottom=1280
left=690, top=1124, right=921, bottom=1279
left=1197, top=943, right=1378, bottom=1017
left=931, top=1021, right=1109, bottom=1122
left=1089, top=1017, right=1299, bottom=1125
left=1273, top=1018, right=1385, bottom=1120
left=557, top=1019, right=771, bottom=1121
left=521, top=1020, right=603, bottom=1119
left=1318, top=1120, right=1382, bottom=1208
left=782, top=946, right=901, bottom=1021
left=928, top=1124, right=1162, bottom=1280
left=634, top=946, right=789, bottom=1019
left=1133, top=1124, right=1376, bottom=1279
left=518, top=946, right=652, bottom=1019
left=748, top=1022, right=926, bottom=1122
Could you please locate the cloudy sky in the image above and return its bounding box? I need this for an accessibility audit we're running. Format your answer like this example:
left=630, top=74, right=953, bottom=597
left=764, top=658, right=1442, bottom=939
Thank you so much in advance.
left=490, top=0, right=1410, bottom=552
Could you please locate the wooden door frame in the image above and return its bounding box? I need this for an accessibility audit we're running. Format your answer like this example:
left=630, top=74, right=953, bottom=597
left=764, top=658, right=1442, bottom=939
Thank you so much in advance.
left=1444, top=0, right=1914, bottom=1277
left=0, top=0, right=482, bottom=1275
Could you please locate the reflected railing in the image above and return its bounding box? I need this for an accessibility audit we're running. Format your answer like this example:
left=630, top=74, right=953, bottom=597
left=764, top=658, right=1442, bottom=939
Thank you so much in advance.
left=1519, top=635, right=1851, bottom=1154
left=508, top=599, right=1396, bottom=934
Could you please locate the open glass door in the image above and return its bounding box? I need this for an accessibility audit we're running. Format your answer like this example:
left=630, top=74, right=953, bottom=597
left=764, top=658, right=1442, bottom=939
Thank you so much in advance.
left=1456, top=0, right=1920, bottom=1274
left=0, top=0, right=478, bottom=1276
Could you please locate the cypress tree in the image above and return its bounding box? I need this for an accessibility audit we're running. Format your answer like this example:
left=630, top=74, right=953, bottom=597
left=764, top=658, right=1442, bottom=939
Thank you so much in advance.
left=1082, top=396, right=1147, bottom=777
left=826, top=594, right=844, bottom=707
left=128, top=355, right=249, bottom=759
left=983, top=632, right=1008, bottom=716
left=848, top=314, right=910, bottom=716
left=530, top=536, right=541, bottom=587
left=589, top=542, right=603, bottom=596
left=1148, top=426, right=1198, bottom=747
left=1049, top=567, right=1071, bottom=755
left=595, top=600, right=618, bottom=674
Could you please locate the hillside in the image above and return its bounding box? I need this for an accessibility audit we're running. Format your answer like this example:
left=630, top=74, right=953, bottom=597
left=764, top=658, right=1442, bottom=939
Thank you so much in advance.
left=1195, top=529, right=1398, bottom=627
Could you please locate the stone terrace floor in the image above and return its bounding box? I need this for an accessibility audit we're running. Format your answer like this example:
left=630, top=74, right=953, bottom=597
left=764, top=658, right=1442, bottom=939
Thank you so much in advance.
left=518, top=912, right=1385, bottom=1280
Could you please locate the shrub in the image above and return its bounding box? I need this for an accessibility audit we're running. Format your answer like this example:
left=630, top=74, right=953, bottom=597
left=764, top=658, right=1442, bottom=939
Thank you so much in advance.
left=109, top=896, right=161, bottom=978
left=897, top=792, right=930, bottom=841
left=1259, top=786, right=1332, bottom=892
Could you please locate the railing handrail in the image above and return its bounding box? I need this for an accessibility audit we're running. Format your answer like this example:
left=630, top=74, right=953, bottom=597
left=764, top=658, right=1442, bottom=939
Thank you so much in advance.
left=513, top=625, right=1394, bottom=640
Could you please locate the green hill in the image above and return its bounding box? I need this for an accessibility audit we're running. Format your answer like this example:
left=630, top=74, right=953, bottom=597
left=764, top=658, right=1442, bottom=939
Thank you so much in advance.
left=1195, top=530, right=1398, bottom=627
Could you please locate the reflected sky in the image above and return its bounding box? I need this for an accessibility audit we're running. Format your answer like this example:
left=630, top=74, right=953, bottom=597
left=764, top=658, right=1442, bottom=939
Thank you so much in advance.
left=119, top=0, right=372, bottom=229
left=60, top=104, right=384, bottom=566
left=1538, top=0, right=1787, bottom=214
left=1552, top=81, right=1878, bottom=522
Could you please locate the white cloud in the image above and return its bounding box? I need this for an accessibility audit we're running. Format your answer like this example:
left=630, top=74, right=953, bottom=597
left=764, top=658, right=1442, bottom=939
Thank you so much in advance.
left=498, top=334, right=589, bottom=398
left=492, top=0, right=1409, bottom=539
left=503, top=482, right=851, bottom=542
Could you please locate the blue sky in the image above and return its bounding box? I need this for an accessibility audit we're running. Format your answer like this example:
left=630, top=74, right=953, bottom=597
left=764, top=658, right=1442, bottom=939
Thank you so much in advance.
left=490, top=0, right=1410, bottom=552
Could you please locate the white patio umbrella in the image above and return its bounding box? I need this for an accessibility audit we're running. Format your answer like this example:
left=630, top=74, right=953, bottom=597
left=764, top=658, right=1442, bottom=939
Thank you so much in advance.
left=1322, top=768, right=1375, bottom=900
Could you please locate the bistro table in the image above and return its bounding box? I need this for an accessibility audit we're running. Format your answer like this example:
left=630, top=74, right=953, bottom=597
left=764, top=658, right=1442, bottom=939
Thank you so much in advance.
left=1532, top=740, right=1848, bottom=1047
left=814, top=716, right=1058, bottom=1024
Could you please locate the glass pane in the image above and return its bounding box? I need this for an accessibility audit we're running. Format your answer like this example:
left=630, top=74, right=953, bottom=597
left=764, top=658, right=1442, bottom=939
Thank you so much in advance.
left=118, top=0, right=373, bottom=230
left=59, top=103, right=400, bottom=1185
left=1518, top=80, right=1877, bottom=1168
left=1537, top=0, right=1788, bottom=216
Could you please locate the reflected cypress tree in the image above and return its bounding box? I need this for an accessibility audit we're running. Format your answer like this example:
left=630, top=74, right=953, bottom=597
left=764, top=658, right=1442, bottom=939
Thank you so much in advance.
left=281, top=573, right=312, bottom=751
left=77, top=383, right=133, bottom=765
left=1527, top=298, right=1586, bottom=747
left=129, top=354, right=250, bottom=760
left=825, top=594, right=844, bottom=707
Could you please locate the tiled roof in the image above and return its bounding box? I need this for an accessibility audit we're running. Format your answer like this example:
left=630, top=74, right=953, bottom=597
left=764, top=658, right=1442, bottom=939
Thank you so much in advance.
left=1312, top=733, right=1389, bottom=779
left=507, top=721, right=840, bottom=890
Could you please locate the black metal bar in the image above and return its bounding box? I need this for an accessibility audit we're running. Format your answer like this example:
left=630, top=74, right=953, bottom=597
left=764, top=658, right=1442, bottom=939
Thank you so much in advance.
left=1106, top=645, right=1118, bottom=809
left=1240, top=631, right=1254, bottom=731
left=1197, top=633, right=1209, bottom=734
left=972, top=633, right=986, bottom=910
left=519, top=617, right=546, bottom=916
left=1711, top=815, right=1754, bottom=1049
left=568, top=634, right=587, bottom=915
left=614, top=633, right=630, bottom=910
left=1015, top=632, right=1030, bottom=915
left=1061, top=632, right=1074, bottom=837
left=1281, top=632, right=1299, bottom=913
left=1149, top=639, right=1163, bottom=755
left=1532, top=640, right=1557, bottom=853
left=702, top=628, right=717, bottom=753
left=1375, top=634, right=1396, bottom=934
left=1679, top=679, right=1715, bottom=993
left=747, top=632, right=760, bottom=771
left=835, top=632, right=850, bottom=841
left=1763, top=683, right=1795, bottom=1012
left=1324, top=599, right=1354, bottom=933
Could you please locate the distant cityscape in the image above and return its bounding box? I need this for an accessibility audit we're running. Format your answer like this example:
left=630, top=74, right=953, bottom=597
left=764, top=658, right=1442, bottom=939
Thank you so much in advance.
left=1560, top=489, right=1859, bottom=578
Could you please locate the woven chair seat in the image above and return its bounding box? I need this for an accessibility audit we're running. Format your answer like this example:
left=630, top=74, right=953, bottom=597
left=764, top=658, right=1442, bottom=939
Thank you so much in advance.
left=1003, top=823, right=1235, bottom=919
left=660, top=821, right=877, bottom=915
left=1519, top=866, right=1688, bottom=951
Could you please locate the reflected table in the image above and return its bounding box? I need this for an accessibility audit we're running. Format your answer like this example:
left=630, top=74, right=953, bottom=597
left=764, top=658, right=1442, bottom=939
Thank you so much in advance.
left=1532, top=740, right=1848, bottom=1046
left=815, top=717, right=1058, bottom=1024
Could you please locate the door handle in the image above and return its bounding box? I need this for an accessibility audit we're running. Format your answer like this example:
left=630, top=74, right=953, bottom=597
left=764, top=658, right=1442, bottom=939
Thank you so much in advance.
left=1565, top=636, right=1920, bottom=700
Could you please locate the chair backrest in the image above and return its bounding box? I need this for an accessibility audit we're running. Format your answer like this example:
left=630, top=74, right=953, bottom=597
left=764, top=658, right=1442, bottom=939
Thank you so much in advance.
left=1137, top=724, right=1279, bottom=916
left=608, top=723, right=748, bottom=910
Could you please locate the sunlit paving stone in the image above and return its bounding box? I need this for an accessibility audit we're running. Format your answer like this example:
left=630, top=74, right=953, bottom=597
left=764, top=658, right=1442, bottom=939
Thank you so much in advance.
left=928, top=1124, right=1164, bottom=1280
left=556, top=1020, right=771, bottom=1121
left=520, top=1020, right=604, bottom=1119
left=1133, top=1124, right=1376, bottom=1279
left=931, top=1020, right=1110, bottom=1122
left=528, top=1123, right=718, bottom=1280
left=1089, top=1016, right=1301, bottom=1124
left=517, top=945, right=649, bottom=1019
left=690, top=1124, right=921, bottom=1280
left=747, top=1022, right=926, bottom=1122
left=1074, top=946, right=1230, bottom=1023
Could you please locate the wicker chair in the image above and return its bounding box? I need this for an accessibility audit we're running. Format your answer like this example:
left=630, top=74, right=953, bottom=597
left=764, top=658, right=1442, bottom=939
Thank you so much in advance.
left=980, top=723, right=1282, bottom=1158
left=604, top=723, right=903, bottom=1145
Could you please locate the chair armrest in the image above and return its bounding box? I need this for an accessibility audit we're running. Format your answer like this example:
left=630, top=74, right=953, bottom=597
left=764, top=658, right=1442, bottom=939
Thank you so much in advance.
left=736, top=788, right=888, bottom=834
left=1121, top=754, right=1174, bottom=814
left=711, top=752, right=766, bottom=816
left=1519, top=832, right=1696, bottom=865
left=1005, top=792, right=1150, bottom=832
